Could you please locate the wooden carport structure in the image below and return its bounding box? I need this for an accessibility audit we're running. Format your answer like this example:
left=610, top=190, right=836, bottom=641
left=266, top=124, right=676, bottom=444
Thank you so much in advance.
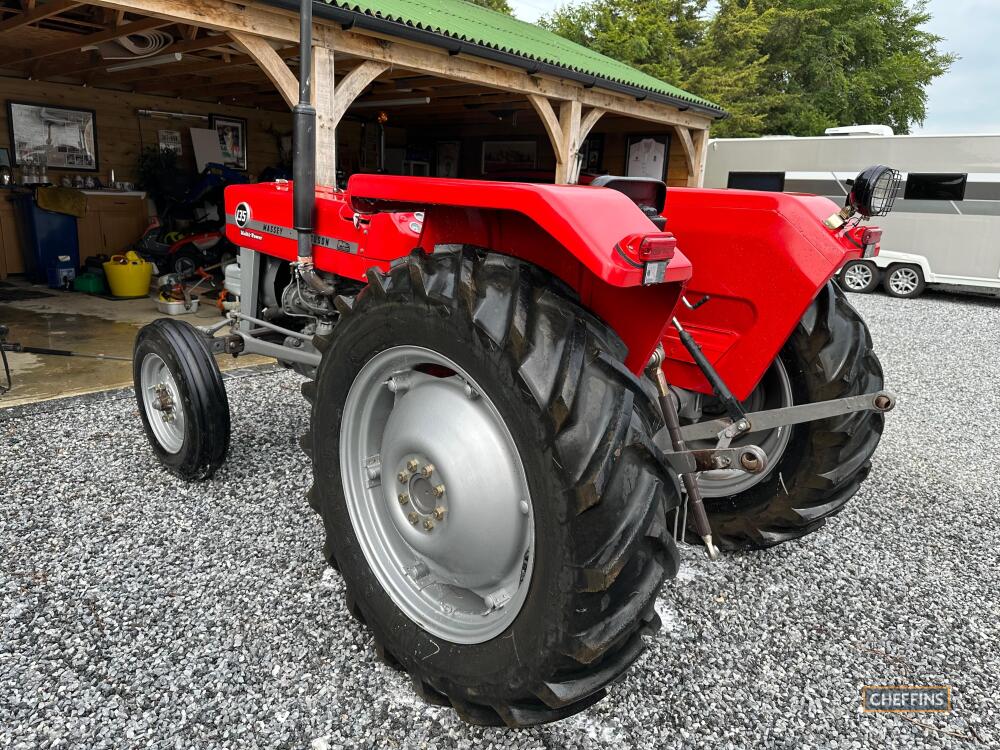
left=0, top=0, right=725, bottom=187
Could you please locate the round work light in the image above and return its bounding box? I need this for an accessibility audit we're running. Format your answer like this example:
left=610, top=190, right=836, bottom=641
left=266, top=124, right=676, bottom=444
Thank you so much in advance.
left=847, top=165, right=901, bottom=218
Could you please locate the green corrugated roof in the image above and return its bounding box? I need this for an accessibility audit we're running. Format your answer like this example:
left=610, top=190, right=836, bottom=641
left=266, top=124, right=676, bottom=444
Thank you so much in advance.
left=320, top=0, right=723, bottom=114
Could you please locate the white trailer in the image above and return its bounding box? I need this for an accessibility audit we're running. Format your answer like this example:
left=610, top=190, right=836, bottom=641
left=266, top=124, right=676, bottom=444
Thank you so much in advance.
left=702, top=129, right=1000, bottom=298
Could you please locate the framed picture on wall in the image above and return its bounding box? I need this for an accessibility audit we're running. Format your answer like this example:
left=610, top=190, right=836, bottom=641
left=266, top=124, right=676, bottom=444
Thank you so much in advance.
left=210, top=114, right=248, bottom=170
left=6, top=101, right=98, bottom=171
left=482, top=140, right=537, bottom=174
left=158, top=129, right=183, bottom=155
left=626, top=134, right=670, bottom=181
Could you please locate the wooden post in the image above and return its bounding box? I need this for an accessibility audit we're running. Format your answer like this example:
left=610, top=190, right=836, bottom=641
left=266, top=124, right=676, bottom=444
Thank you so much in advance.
left=529, top=97, right=603, bottom=184
left=676, top=126, right=711, bottom=187
left=313, top=45, right=337, bottom=187
left=555, top=99, right=582, bottom=184
left=575, top=107, right=605, bottom=181
left=690, top=127, right=709, bottom=187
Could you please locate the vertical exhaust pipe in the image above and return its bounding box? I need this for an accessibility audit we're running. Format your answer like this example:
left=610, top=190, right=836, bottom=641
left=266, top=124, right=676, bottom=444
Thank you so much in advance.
left=293, top=0, right=333, bottom=294
left=293, top=0, right=316, bottom=262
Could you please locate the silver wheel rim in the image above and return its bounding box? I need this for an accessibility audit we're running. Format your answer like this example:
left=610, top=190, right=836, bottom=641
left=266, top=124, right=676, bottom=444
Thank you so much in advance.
left=889, top=268, right=919, bottom=295
left=693, top=358, right=794, bottom=497
left=843, top=263, right=873, bottom=291
left=139, top=353, right=185, bottom=454
left=340, top=345, right=535, bottom=644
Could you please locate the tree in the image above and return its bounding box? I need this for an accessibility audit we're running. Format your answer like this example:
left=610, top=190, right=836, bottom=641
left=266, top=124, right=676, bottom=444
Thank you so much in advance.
left=466, top=0, right=515, bottom=15
left=540, top=0, right=955, bottom=136
left=714, top=0, right=957, bottom=135
left=540, top=0, right=707, bottom=84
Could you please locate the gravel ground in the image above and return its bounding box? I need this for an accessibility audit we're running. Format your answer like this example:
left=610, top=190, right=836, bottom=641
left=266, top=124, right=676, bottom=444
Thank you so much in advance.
left=2, top=288, right=998, bottom=749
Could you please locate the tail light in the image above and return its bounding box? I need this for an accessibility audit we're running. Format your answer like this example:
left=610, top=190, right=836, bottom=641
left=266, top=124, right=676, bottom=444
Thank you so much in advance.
left=617, top=232, right=677, bottom=263
left=862, top=227, right=882, bottom=257
left=617, top=232, right=678, bottom=285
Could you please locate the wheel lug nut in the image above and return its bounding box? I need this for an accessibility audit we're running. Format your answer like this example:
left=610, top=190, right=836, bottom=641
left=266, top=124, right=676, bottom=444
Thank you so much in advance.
left=397, top=470, right=411, bottom=483
left=423, top=519, right=435, bottom=531
left=432, top=484, right=445, bottom=498
left=406, top=459, right=419, bottom=472
left=421, top=463, right=435, bottom=478
left=398, top=493, right=409, bottom=505
left=433, top=506, right=446, bottom=521
left=407, top=512, right=418, bottom=525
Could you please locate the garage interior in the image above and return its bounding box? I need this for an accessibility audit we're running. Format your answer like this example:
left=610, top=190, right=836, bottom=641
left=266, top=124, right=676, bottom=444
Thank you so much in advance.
left=0, top=0, right=722, bottom=406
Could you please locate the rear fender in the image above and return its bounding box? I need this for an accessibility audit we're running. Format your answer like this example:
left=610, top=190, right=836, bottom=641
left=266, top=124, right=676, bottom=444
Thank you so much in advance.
left=349, top=175, right=691, bottom=374
left=661, top=187, right=867, bottom=400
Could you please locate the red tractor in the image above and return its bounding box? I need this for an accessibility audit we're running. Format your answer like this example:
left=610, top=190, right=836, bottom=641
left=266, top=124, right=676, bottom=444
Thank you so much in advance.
left=131, top=1, right=897, bottom=729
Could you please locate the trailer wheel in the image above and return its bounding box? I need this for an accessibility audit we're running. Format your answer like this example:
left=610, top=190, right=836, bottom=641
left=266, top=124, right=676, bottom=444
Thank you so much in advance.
left=883, top=264, right=926, bottom=298
left=839, top=259, right=880, bottom=293
left=133, top=318, right=230, bottom=480
left=689, top=281, right=884, bottom=549
left=304, top=248, right=680, bottom=727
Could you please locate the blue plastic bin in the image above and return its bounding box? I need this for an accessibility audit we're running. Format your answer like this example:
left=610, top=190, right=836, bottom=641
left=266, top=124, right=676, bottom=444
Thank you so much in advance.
left=12, top=190, right=80, bottom=284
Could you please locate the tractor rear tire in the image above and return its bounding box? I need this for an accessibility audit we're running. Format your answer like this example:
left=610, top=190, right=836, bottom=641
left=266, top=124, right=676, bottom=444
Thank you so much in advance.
left=303, top=248, right=681, bottom=727
left=133, top=318, right=230, bottom=480
left=700, top=281, right=884, bottom=549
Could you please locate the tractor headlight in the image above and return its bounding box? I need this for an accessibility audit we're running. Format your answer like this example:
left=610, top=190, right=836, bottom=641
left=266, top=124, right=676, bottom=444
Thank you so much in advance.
left=847, top=164, right=901, bottom=218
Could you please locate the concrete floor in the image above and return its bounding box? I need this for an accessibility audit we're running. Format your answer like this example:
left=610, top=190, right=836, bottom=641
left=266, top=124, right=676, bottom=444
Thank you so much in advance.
left=0, top=279, right=270, bottom=407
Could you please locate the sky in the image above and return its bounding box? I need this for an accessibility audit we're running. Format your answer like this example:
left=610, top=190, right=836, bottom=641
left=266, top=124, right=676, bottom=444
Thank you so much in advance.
left=507, top=0, right=1000, bottom=134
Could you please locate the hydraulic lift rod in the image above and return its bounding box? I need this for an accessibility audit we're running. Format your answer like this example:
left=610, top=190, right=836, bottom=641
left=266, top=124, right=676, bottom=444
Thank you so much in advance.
left=647, top=346, right=720, bottom=560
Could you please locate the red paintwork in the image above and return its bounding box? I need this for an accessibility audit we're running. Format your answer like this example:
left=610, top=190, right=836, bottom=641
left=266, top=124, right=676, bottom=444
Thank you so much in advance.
left=168, top=232, right=221, bottom=254
left=660, top=187, right=875, bottom=400
left=227, top=176, right=693, bottom=374
left=225, top=176, right=872, bottom=387
left=225, top=182, right=422, bottom=281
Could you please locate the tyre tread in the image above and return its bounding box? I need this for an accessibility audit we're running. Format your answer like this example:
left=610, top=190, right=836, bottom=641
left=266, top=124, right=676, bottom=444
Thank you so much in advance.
left=304, top=246, right=679, bottom=727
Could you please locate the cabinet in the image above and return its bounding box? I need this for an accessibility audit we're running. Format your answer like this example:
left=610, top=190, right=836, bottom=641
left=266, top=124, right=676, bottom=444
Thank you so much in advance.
left=0, top=192, right=26, bottom=279
left=77, top=193, right=149, bottom=263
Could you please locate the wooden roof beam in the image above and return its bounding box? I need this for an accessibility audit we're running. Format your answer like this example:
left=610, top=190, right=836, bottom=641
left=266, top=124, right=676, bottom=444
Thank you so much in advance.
left=228, top=30, right=298, bottom=107
left=0, top=0, right=82, bottom=33
left=33, top=38, right=230, bottom=81
left=81, top=0, right=711, bottom=130
left=87, top=35, right=238, bottom=83
left=126, top=51, right=297, bottom=93
left=0, top=15, right=169, bottom=67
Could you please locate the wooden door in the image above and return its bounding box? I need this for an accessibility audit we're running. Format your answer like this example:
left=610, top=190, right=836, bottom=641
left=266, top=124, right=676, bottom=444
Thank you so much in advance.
left=0, top=198, right=26, bottom=277
left=77, top=198, right=104, bottom=263
left=98, top=198, right=147, bottom=256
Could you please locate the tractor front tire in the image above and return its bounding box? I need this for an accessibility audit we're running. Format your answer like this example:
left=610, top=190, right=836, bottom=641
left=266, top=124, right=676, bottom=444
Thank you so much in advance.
left=304, top=248, right=680, bottom=727
left=700, top=281, right=884, bottom=549
left=133, top=318, right=230, bottom=480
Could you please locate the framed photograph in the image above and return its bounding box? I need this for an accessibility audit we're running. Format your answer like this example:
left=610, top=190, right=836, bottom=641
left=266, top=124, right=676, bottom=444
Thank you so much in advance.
left=626, top=134, right=670, bottom=181
left=210, top=114, right=247, bottom=170
left=6, top=101, right=98, bottom=171
left=158, top=129, right=183, bottom=155
left=482, top=140, right=537, bottom=174
left=0, top=147, right=9, bottom=168
left=436, top=141, right=460, bottom=178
